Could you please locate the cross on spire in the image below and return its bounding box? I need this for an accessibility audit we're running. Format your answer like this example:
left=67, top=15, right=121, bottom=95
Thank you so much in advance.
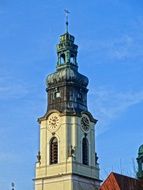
left=64, top=9, right=70, bottom=33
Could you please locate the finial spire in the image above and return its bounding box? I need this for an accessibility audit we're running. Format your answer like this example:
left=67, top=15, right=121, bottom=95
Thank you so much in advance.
left=64, top=9, right=70, bottom=33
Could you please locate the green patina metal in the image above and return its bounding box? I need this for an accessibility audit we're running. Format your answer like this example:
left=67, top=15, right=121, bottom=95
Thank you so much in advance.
left=56, top=32, right=78, bottom=69
left=138, top=144, right=143, bottom=156
left=45, top=22, right=89, bottom=115
left=137, top=144, right=143, bottom=179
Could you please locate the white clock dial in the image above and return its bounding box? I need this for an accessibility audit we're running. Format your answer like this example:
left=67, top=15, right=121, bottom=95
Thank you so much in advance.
left=47, top=113, right=61, bottom=132
left=81, top=114, right=90, bottom=132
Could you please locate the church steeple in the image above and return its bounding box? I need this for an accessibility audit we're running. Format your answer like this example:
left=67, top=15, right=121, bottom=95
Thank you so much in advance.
left=34, top=18, right=100, bottom=190
left=137, top=144, right=143, bottom=180
left=46, top=27, right=89, bottom=115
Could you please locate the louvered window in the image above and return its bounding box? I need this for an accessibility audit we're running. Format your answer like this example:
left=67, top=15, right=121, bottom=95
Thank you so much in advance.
left=50, top=137, right=58, bottom=164
left=82, top=137, right=89, bottom=165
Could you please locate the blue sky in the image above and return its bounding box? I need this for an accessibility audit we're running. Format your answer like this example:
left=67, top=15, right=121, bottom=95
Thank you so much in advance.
left=0, top=0, right=143, bottom=189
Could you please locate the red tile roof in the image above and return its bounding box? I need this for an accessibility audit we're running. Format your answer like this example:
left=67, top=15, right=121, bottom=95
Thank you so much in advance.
left=99, top=172, right=143, bottom=190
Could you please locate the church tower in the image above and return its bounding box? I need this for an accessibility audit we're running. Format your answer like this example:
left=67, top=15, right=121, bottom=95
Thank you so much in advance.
left=137, top=144, right=143, bottom=180
left=34, top=17, right=101, bottom=190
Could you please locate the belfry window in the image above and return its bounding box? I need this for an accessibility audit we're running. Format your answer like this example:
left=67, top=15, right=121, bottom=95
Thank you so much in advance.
left=70, top=54, right=75, bottom=64
left=60, top=54, right=65, bottom=64
left=50, top=137, right=58, bottom=164
left=82, top=137, right=89, bottom=165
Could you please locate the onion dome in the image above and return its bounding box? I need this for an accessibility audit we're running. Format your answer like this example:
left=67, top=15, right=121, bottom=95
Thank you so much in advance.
left=47, top=67, right=89, bottom=87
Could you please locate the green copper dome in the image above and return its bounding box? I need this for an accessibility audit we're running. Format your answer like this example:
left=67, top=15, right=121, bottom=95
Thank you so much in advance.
left=138, top=144, right=143, bottom=155
left=47, top=67, right=89, bottom=87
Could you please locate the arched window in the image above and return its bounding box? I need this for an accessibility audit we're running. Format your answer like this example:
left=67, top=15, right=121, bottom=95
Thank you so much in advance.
left=50, top=137, right=58, bottom=164
left=60, top=54, right=65, bottom=64
left=82, top=137, right=89, bottom=165
left=70, top=54, right=75, bottom=64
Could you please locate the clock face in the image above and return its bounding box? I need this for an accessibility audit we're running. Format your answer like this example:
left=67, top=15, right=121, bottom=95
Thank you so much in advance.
left=81, top=114, right=90, bottom=132
left=47, top=113, right=60, bottom=132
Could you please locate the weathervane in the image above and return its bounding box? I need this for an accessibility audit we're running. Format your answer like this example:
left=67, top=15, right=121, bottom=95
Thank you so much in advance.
left=64, top=9, right=70, bottom=33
